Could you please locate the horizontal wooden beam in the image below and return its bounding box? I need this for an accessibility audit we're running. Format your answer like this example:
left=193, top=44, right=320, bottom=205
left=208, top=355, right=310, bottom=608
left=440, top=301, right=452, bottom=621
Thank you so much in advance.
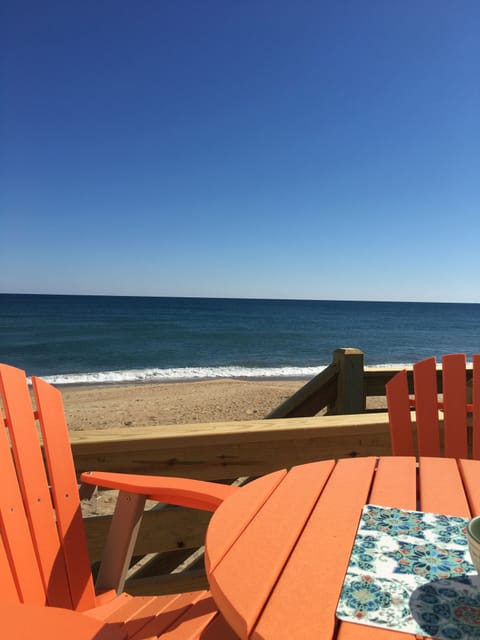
left=85, top=506, right=212, bottom=562
left=124, top=569, right=209, bottom=596
left=72, top=412, right=392, bottom=481
left=363, top=365, right=467, bottom=397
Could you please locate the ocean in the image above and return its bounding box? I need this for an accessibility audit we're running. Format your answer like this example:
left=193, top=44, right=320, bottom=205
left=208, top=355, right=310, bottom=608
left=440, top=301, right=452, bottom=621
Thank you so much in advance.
left=1, top=294, right=479, bottom=385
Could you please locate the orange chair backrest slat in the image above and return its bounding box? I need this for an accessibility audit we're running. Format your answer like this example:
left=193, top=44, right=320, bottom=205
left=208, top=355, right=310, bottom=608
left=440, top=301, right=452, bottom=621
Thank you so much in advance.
left=386, top=354, right=478, bottom=459
left=32, top=376, right=96, bottom=611
left=0, top=364, right=96, bottom=611
left=0, top=416, right=46, bottom=604
left=384, top=369, right=415, bottom=456
left=413, top=357, right=442, bottom=457
left=442, top=353, right=468, bottom=458
left=0, top=367, right=49, bottom=604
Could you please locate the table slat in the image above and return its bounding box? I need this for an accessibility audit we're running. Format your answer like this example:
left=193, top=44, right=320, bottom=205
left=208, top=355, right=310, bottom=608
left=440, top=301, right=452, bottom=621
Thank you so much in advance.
left=368, top=456, right=417, bottom=510
left=209, top=460, right=336, bottom=639
left=337, top=456, right=418, bottom=640
left=418, top=457, right=471, bottom=517
left=458, top=458, right=480, bottom=516
left=205, top=469, right=287, bottom=573
left=252, top=457, right=377, bottom=640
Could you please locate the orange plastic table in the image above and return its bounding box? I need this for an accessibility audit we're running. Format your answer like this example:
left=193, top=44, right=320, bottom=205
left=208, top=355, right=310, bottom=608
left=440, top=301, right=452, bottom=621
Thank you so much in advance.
left=0, top=603, right=127, bottom=640
left=205, top=456, right=480, bottom=640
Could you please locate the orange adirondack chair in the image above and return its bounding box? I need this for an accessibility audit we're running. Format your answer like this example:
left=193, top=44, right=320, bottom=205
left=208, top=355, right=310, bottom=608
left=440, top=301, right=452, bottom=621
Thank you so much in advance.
left=0, top=363, right=239, bottom=639
left=385, top=353, right=480, bottom=458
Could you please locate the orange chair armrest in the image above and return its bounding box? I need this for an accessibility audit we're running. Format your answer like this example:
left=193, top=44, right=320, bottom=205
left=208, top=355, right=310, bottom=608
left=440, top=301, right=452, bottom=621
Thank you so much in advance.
left=80, top=471, right=238, bottom=511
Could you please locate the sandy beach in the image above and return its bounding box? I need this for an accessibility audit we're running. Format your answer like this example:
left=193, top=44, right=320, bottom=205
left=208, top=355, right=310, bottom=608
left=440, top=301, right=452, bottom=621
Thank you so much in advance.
left=60, top=378, right=386, bottom=431
left=60, top=379, right=306, bottom=430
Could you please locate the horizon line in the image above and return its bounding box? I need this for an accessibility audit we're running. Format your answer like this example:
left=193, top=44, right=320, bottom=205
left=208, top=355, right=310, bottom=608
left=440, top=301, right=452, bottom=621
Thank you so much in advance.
left=1, top=292, right=479, bottom=305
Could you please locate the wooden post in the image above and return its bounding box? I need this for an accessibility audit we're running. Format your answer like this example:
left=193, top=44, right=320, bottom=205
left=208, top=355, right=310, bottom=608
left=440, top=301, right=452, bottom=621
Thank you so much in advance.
left=332, top=348, right=365, bottom=414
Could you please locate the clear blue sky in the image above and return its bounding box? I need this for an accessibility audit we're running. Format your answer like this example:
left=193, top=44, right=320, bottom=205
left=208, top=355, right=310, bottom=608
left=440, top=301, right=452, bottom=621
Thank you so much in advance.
left=2, top=1, right=479, bottom=302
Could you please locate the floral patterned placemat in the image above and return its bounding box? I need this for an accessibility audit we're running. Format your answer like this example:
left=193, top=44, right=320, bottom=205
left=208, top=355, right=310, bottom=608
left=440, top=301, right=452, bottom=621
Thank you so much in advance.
left=336, top=504, right=480, bottom=639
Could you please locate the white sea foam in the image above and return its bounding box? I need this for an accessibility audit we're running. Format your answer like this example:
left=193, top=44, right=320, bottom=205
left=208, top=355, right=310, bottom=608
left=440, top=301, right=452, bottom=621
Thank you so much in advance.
left=365, top=363, right=414, bottom=370
left=40, top=365, right=329, bottom=386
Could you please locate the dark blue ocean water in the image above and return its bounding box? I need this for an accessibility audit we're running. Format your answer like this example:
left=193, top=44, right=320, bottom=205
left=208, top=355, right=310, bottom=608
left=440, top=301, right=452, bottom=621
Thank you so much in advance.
left=1, top=294, right=479, bottom=384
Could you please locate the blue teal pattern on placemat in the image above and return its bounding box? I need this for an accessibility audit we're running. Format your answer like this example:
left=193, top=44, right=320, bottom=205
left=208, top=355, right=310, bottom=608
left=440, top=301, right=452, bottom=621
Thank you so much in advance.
left=336, top=505, right=480, bottom=639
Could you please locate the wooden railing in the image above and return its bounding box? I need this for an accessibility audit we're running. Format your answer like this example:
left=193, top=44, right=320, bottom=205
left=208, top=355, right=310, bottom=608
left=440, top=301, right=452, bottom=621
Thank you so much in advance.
left=267, top=347, right=366, bottom=417
left=267, top=347, right=400, bottom=417
left=74, top=348, right=460, bottom=596
left=75, top=411, right=393, bottom=595
left=266, top=347, right=459, bottom=418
